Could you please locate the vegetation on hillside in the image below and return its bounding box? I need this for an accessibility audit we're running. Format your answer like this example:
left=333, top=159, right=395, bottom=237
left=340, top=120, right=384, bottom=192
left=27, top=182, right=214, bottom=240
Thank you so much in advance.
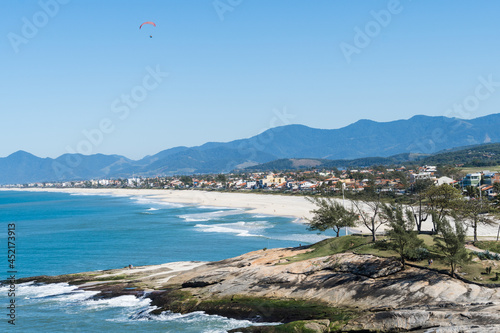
left=244, top=143, right=500, bottom=172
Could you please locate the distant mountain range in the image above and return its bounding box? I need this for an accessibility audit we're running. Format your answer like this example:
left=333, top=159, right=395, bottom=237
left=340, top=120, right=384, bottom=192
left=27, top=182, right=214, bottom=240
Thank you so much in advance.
left=244, top=143, right=500, bottom=172
left=1, top=113, right=500, bottom=184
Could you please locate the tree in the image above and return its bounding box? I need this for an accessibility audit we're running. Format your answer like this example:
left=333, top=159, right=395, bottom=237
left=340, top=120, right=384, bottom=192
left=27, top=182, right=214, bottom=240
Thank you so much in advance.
left=363, top=179, right=377, bottom=197
left=179, top=175, right=193, bottom=187
left=458, top=198, right=495, bottom=243
left=381, top=204, right=423, bottom=269
left=216, top=174, right=227, bottom=187
left=426, top=184, right=463, bottom=233
left=306, top=197, right=358, bottom=237
left=351, top=194, right=384, bottom=242
left=408, top=179, right=434, bottom=233
left=437, top=165, right=464, bottom=180
left=433, top=213, right=470, bottom=278
left=494, top=183, right=500, bottom=207
left=464, top=185, right=479, bottom=199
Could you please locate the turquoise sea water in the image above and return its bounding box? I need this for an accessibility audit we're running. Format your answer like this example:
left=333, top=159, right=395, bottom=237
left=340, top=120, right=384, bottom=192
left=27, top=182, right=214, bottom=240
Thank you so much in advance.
left=0, top=190, right=339, bottom=332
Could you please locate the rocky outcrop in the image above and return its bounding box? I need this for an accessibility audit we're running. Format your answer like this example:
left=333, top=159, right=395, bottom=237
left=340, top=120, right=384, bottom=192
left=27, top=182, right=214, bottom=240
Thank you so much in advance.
left=17, top=246, right=500, bottom=332
left=163, top=247, right=500, bottom=331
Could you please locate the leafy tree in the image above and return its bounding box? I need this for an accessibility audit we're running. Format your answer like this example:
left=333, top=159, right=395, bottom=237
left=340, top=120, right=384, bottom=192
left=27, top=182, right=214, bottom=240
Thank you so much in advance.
left=179, top=175, right=193, bottom=187
left=433, top=213, right=470, bottom=278
left=493, top=183, right=500, bottom=208
left=390, top=170, right=408, bottom=187
left=216, top=174, right=227, bottom=187
left=436, top=165, right=464, bottom=180
left=306, top=197, right=358, bottom=237
left=351, top=194, right=384, bottom=242
left=426, top=184, right=463, bottom=233
left=458, top=198, right=495, bottom=243
left=363, top=179, right=377, bottom=197
left=413, top=178, right=434, bottom=194
left=351, top=172, right=365, bottom=181
left=408, top=179, right=434, bottom=233
left=464, top=185, right=479, bottom=199
left=381, top=204, right=423, bottom=269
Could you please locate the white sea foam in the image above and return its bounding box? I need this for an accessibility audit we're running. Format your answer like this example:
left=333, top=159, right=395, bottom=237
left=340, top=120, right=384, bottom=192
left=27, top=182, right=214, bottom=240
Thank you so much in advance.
left=15, top=282, right=79, bottom=299
left=197, top=205, right=232, bottom=210
left=3, top=282, right=99, bottom=303
left=194, top=221, right=270, bottom=237
left=52, top=289, right=100, bottom=303
left=147, top=207, right=158, bottom=211
left=291, top=217, right=307, bottom=224
left=179, top=209, right=245, bottom=222
left=70, top=192, right=112, bottom=197
left=153, top=310, right=280, bottom=328
left=130, top=196, right=185, bottom=208
left=110, top=308, right=280, bottom=332
left=83, top=295, right=151, bottom=310
left=252, top=214, right=271, bottom=218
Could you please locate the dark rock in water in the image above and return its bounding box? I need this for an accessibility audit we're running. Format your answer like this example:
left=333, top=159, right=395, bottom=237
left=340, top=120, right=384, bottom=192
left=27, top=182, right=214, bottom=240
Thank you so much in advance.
left=128, top=308, right=153, bottom=321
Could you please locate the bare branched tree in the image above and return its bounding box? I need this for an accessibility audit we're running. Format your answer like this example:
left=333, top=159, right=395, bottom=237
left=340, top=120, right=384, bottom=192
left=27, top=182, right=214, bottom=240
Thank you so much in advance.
left=351, top=194, right=384, bottom=242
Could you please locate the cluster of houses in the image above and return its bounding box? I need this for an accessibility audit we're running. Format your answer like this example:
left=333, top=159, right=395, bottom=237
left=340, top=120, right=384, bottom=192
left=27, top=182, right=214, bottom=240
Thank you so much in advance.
left=6, top=165, right=499, bottom=200
left=461, top=171, right=500, bottom=198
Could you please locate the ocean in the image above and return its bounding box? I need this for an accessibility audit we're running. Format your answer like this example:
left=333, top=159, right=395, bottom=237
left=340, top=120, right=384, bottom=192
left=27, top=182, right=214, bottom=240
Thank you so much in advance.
left=0, top=190, right=340, bottom=332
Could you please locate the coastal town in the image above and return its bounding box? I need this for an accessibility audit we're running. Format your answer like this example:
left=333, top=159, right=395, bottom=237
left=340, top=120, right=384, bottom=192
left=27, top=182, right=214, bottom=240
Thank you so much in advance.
left=5, top=165, right=499, bottom=203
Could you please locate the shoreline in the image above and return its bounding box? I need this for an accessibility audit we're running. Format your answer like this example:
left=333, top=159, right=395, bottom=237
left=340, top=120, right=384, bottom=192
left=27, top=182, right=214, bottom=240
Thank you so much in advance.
left=1, top=187, right=314, bottom=218
left=16, top=238, right=500, bottom=332
left=2, top=187, right=499, bottom=237
left=0, top=187, right=373, bottom=234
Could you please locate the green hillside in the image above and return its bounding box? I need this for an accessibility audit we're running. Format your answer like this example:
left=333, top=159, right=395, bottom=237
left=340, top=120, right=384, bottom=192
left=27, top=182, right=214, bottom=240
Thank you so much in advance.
left=243, top=143, right=500, bottom=172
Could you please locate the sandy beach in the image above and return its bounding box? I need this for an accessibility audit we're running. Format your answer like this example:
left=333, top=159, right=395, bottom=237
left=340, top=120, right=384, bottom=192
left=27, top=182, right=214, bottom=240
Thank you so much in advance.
left=2, top=187, right=499, bottom=237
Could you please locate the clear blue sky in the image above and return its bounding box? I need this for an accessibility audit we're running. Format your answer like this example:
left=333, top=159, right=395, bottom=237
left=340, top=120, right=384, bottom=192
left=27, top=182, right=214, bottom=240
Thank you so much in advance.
left=2, top=0, right=500, bottom=159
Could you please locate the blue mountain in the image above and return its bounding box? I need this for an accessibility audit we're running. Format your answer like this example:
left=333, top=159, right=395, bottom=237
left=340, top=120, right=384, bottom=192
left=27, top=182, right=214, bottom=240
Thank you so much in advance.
left=1, top=113, right=499, bottom=184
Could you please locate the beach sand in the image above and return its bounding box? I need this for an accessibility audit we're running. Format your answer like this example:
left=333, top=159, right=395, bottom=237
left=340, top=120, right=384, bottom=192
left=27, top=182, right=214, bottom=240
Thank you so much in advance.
left=2, top=187, right=498, bottom=237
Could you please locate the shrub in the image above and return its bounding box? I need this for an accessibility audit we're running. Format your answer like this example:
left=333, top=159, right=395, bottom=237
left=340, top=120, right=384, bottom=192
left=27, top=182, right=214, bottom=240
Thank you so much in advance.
left=373, top=239, right=391, bottom=251
left=405, top=247, right=430, bottom=261
left=474, top=250, right=500, bottom=261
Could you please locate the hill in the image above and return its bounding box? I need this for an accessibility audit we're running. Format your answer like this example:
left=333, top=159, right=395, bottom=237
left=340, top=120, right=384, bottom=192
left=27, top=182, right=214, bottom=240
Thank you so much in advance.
left=1, top=113, right=500, bottom=184
left=245, top=143, right=500, bottom=172
left=421, top=142, right=500, bottom=166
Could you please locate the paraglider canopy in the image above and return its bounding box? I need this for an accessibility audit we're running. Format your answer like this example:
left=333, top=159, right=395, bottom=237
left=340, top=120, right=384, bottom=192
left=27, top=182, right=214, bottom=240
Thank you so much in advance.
left=139, top=21, right=156, bottom=29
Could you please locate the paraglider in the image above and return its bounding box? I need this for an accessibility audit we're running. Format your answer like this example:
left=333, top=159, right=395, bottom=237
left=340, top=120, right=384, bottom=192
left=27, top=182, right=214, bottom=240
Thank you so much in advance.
left=139, top=21, right=156, bottom=38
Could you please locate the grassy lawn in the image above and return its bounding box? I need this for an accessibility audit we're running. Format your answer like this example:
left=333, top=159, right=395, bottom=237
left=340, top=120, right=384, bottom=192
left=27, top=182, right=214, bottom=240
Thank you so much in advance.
left=282, top=235, right=371, bottom=264
left=474, top=240, right=500, bottom=253
left=460, top=165, right=500, bottom=173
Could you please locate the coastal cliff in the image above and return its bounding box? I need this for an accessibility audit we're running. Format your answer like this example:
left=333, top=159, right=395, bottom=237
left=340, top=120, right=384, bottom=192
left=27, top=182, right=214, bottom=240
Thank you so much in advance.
left=19, top=237, right=500, bottom=332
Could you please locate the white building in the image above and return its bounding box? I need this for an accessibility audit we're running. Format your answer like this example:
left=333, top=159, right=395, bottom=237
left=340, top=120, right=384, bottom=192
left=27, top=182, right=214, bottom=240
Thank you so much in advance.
left=410, top=172, right=433, bottom=183
left=435, top=176, right=454, bottom=186
left=127, top=177, right=143, bottom=187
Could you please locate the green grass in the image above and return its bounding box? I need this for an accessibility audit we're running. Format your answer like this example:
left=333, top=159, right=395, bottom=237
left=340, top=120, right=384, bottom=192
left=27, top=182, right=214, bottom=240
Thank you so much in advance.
left=326, top=234, right=500, bottom=285
left=282, top=235, right=371, bottom=264
left=150, top=288, right=199, bottom=315
left=460, top=165, right=500, bottom=173
left=287, top=233, right=500, bottom=285
left=474, top=241, right=500, bottom=253
left=198, top=296, right=354, bottom=324
left=352, top=237, right=398, bottom=258
left=418, top=234, right=435, bottom=247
